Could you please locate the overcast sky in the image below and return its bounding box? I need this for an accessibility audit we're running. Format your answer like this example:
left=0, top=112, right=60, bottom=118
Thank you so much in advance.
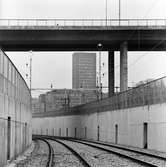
left=1, top=0, right=166, bottom=97
left=1, top=0, right=166, bottom=19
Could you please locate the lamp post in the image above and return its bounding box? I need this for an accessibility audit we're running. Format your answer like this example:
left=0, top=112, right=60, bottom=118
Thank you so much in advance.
left=26, top=50, right=33, bottom=112
left=119, top=0, right=121, bottom=26
left=97, top=43, right=103, bottom=100
left=106, top=0, right=108, bottom=26
left=29, top=51, right=32, bottom=93
left=30, top=51, right=32, bottom=113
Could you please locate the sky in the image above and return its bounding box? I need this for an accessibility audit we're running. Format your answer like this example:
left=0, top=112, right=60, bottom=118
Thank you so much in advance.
left=1, top=0, right=166, bottom=97
left=1, top=0, right=166, bottom=19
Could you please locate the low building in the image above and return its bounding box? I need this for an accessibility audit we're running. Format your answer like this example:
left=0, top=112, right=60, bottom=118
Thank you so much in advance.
left=32, top=94, right=46, bottom=113
left=32, top=89, right=98, bottom=113
left=45, top=89, right=98, bottom=112
left=32, top=98, right=40, bottom=113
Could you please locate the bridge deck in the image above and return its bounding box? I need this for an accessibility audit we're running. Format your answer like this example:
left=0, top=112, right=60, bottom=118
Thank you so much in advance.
left=0, top=19, right=166, bottom=51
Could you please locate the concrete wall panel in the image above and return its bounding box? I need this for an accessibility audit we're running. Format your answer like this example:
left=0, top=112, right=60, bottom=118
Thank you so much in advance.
left=33, top=103, right=166, bottom=152
left=0, top=49, right=31, bottom=167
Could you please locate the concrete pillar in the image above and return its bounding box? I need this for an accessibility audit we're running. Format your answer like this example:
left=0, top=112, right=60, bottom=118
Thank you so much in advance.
left=120, top=41, right=128, bottom=92
left=108, top=51, right=114, bottom=96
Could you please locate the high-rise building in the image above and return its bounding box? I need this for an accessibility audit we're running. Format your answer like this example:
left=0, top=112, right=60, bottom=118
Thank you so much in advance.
left=72, top=52, right=96, bottom=89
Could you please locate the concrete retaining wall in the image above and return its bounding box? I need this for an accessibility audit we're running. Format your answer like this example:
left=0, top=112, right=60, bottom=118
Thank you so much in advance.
left=33, top=103, right=166, bottom=152
left=0, top=49, right=31, bottom=167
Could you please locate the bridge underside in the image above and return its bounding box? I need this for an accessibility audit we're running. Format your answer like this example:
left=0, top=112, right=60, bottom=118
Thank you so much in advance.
left=0, top=29, right=166, bottom=51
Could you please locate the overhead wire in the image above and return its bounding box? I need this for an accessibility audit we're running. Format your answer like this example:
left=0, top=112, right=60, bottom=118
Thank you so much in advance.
left=113, top=0, right=162, bottom=72
left=127, top=0, right=161, bottom=68
left=142, top=0, right=159, bottom=19
left=129, top=39, right=166, bottom=68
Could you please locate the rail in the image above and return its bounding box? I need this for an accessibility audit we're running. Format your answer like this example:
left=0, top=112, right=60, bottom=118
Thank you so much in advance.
left=64, top=138, right=157, bottom=167
left=33, top=138, right=54, bottom=167
left=0, top=19, right=166, bottom=28
left=47, top=138, right=91, bottom=167
left=79, top=139, right=166, bottom=161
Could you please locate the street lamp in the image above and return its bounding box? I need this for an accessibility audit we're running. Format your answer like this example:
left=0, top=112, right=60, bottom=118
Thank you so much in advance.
left=97, top=43, right=103, bottom=100
left=29, top=50, right=32, bottom=93
left=26, top=50, right=33, bottom=111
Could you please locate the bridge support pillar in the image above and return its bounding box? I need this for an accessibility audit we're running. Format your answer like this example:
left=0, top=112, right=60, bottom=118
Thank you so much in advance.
left=120, top=41, right=128, bottom=92
left=108, top=51, right=114, bottom=97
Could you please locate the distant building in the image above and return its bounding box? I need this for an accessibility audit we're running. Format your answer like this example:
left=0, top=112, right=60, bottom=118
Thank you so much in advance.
left=32, top=94, right=46, bottom=113
left=72, top=52, right=96, bottom=89
left=45, top=89, right=82, bottom=112
left=32, top=89, right=98, bottom=113
left=45, top=89, right=97, bottom=112
left=32, top=52, right=98, bottom=113
left=32, top=98, right=40, bottom=113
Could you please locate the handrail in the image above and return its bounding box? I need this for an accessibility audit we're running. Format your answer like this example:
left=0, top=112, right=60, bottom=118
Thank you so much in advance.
left=33, top=75, right=166, bottom=118
left=0, top=19, right=166, bottom=27
left=75, top=75, right=166, bottom=112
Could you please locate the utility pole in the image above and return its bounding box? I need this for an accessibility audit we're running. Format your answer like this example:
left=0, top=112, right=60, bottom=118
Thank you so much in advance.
left=99, top=51, right=101, bottom=95
left=119, top=0, right=121, bottom=26
left=97, top=43, right=103, bottom=100
left=29, top=50, right=33, bottom=111
left=30, top=51, right=32, bottom=93
left=106, top=0, right=108, bottom=26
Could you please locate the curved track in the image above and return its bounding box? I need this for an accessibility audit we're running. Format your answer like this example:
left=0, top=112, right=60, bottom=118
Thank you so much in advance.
left=53, top=138, right=145, bottom=167
left=34, top=138, right=54, bottom=167
left=34, top=136, right=166, bottom=166
left=67, top=138, right=166, bottom=167
left=52, top=138, right=91, bottom=167
left=80, top=139, right=166, bottom=161
left=35, top=137, right=91, bottom=167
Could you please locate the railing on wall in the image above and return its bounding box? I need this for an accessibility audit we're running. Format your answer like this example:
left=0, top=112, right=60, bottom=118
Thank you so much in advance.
left=76, top=76, right=166, bottom=113
left=33, top=76, right=166, bottom=118
left=0, top=19, right=166, bottom=28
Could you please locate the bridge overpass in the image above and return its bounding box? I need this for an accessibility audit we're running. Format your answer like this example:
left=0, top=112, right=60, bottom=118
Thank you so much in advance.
left=0, top=18, right=166, bottom=93
left=0, top=19, right=166, bottom=51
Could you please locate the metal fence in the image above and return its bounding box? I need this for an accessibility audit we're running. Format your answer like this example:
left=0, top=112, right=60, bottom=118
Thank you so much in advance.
left=0, top=19, right=166, bottom=28
left=76, top=76, right=166, bottom=113
left=33, top=76, right=166, bottom=118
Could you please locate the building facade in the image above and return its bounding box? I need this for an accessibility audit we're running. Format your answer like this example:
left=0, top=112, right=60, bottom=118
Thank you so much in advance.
left=45, top=89, right=83, bottom=112
left=32, top=89, right=98, bottom=113
left=32, top=52, right=98, bottom=114
left=72, top=52, right=96, bottom=89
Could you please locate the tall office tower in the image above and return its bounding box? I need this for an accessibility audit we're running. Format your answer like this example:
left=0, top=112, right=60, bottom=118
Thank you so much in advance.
left=72, top=52, right=96, bottom=89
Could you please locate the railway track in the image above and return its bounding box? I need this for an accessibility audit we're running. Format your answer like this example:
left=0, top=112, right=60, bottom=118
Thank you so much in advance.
left=32, top=137, right=91, bottom=167
left=33, top=138, right=54, bottom=167
left=30, top=136, right=166, bottom=166
left=54, top=138, right=146, bottom=167
left=15, top=138, right=53, bottom=167
left=50, top=138, right=91, bottom=167
left=40, top=139, right=54, bottom=167
left=80, top=139, right=166, bottom=160
left=66, top=138, right=166, bottom=167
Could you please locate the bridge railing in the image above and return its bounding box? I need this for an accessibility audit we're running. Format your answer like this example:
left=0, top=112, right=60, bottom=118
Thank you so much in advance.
left=75, top=76, right=166, bottom=113
left=0, top=19, right=166, bottom=27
